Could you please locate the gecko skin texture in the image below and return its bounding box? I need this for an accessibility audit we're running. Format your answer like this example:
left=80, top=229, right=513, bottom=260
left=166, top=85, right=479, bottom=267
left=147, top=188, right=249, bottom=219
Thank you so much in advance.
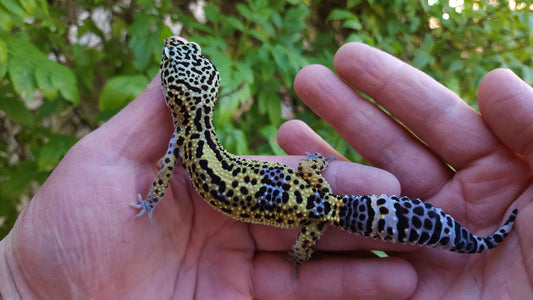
left=130, top=37, right=518, bottom=272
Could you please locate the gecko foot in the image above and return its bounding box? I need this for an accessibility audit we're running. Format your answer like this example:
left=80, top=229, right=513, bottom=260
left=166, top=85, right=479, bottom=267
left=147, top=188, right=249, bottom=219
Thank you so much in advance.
left=129, top=193, right=154, bottom=222
left=285, top=250, right=303, bottom=278
left=304, top=152, right=337, bottom=162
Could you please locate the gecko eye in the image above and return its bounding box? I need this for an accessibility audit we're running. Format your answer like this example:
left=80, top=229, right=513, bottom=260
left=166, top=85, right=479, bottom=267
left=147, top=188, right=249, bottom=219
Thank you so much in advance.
left=164, top=46, right=171, bottom=59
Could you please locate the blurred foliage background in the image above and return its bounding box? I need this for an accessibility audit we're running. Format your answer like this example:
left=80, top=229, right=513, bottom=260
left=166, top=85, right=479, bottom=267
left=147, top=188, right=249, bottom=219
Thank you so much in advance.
left=0, top=0, right=531, bottom=238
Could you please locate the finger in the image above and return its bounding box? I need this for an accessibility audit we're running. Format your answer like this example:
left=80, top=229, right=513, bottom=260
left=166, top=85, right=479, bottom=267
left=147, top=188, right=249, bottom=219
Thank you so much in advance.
left=479, top=68, right=533, bottom=165
left=253, top=253, right=416, bottom=300
left=276, top=120, right=401, bottom=195
left=294, top=63, right=451, bottom=197
left=333, top=42, right=502, bottom=171
left=247, top=154, right=401, bottom=198
left=277, top=119, right=346, bottom=160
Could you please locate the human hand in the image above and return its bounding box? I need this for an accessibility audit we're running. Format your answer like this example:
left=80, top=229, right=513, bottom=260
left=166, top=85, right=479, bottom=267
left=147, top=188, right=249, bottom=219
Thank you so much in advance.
left=0, top=68, right=415, bottom=298
left=280, top=42, right=532, bottom=299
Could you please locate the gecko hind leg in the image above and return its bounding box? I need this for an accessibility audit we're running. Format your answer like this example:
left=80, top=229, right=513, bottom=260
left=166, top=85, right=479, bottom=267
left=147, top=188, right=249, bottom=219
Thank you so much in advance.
left=288, top=152, right=336, bottom=275
left=288, top=221, right=329, bottom=277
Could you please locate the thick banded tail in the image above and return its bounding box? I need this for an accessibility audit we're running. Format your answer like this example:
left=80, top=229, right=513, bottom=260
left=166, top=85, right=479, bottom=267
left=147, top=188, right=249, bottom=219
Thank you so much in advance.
left=334, top=194, right=517, bottom=253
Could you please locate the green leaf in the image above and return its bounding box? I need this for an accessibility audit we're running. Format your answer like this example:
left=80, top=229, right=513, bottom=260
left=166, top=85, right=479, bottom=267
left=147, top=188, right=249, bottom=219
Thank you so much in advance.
left=447, top=60, right=463, bottom=73
left=207, top=48, right=233, bottom=87
left=216, top=83, right=251, bottom=125
left=33, top=58, right=79, bottom=103
left=236, top=3, right=251, bottom=20
left=225, top=16, right=244, bottom=31
left=35, top=62, right=57, bottom=99
left=128, top=12, right=160, bottom=71
left=129, top=35, right=153, bottom=71
left=159, top=26, right=173, bottom=42
left=257, top=49, right=275, bottom=80
left=8, top=56, right=37, bottom=101
left=0, top=38, right=6, bottom=63
left=259, top=125, right=285, bottom=156
left=286, top=50, right=309, bottom=73
left=1, top=0, right=28, bottom=18
left=529, top=15, right=533, bottom=42
left=445, top=77, right=461, bottom=95
left=0, top=6, right=13, bottom=31
left=327, top=9, right=354, bottom=21
left=217, top=122, right=249, bottom=154
left=0, top=97, right=34, bottom=128
left=37, top=0, right=48, bottom=16
left=128, top=11, right=151, bottom=36
left=99, top=75, right=150, bottom=111
left=49, top=62, right=80, bottom=104
left=343, top=19, right=362, bottom=30
left=372, top=250, right=388, bottom=258
left=521, top=65, right=533, bottom=85
left=0, top=60, right=7, bottom=79
left=248, top=28, right=269, bottom=42
left=234, top=61, right=254, bottom=84
left=136, top=0, right=156, bottom=8
left=36, top=98, right=59, bottom=119
left=3, top=34, right=46, bottom=101
left=257, top=79, right=281, bottom=125
left=18, top=0, right=36, bottom=14
left=0, top=160, right=36, bottom=199
left=422, top=33, right=434, bottom=51
left=270, top=44, right=289, bottom=71
left=347, top=0, right=362, bottom=9
left=203, top=3, right=221, bottom=23
left=266, top=92, right=281, bottom=126
left=38, top=134, right=77, bottom=171
left=283, top=6, right=308, bottom=32
left=270, top=11, right=282, bottom=29
left=411, top=49, right=435, bottom=68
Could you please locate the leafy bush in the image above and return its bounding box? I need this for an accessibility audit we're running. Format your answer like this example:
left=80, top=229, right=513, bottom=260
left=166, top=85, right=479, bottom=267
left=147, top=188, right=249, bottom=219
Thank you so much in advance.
left=0, top=0, right=531, bottom=238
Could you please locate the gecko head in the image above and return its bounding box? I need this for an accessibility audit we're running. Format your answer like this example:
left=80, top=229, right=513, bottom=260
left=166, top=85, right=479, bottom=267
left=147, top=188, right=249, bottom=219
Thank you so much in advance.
left=160, top=37, right=220, bottom=108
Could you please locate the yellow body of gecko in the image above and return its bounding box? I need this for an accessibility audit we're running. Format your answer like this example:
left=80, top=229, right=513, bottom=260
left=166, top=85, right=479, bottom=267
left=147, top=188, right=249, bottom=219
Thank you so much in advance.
left=130, top=37, right=517, bottom=272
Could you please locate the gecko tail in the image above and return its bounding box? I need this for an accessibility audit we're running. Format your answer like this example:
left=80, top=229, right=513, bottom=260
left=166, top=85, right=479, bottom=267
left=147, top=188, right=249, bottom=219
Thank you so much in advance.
left=452, top=208, right=517, bottom=253
left=334, top=194, right=517, bottom=253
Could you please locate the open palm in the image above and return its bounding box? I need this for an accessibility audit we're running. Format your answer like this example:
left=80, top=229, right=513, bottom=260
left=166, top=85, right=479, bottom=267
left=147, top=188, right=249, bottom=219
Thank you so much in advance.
left=281, top=42, right=532, bottom=299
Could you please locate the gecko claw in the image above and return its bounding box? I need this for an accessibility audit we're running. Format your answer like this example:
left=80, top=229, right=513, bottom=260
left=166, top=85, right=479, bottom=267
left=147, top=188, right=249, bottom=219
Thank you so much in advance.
left=304, top=152, right=337, bottom=162
left=285, top=250, right=302, bottom=278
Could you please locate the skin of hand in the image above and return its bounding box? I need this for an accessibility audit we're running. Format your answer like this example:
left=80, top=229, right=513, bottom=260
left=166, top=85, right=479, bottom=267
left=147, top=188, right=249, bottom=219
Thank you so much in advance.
left=280, top=42, right=533, bottom=299
left=0, top=41, right=528, bottom=300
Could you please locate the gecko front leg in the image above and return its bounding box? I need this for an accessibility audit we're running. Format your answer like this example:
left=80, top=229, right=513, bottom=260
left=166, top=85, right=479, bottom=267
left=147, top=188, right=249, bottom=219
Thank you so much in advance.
left=129, top=132, right=179, bottom=222
left=297, top=152, right=336, bottom=194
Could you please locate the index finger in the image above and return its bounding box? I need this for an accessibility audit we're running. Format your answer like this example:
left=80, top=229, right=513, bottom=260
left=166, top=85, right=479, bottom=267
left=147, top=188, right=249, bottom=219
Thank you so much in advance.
left=294, top=54, right=450, bottom=197
left=333, top=42, right=501, bottom=170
